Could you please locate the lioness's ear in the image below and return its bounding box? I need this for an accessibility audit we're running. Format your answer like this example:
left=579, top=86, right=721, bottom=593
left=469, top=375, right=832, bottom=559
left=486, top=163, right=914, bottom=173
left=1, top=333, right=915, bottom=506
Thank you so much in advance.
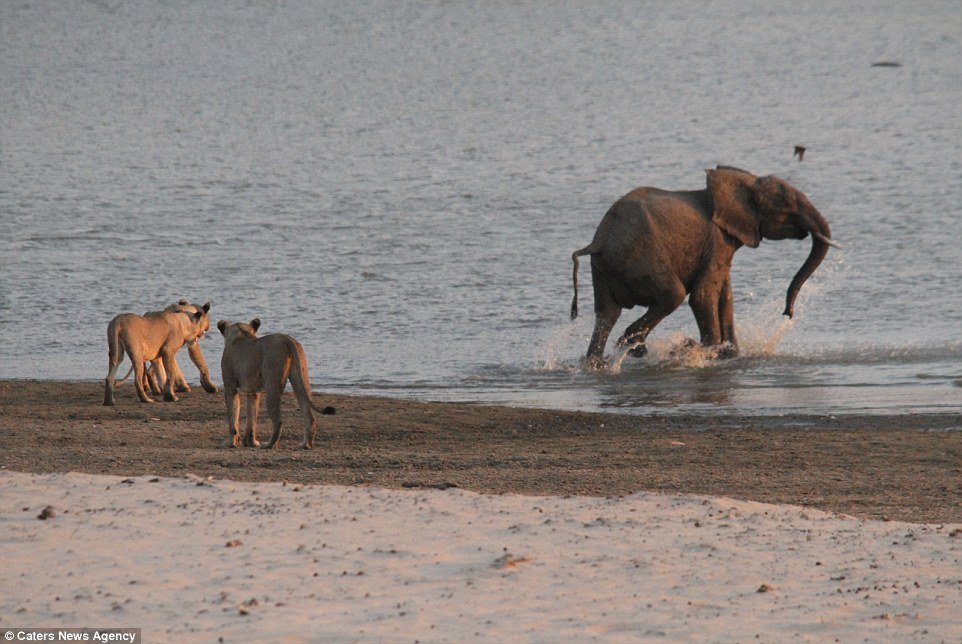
left=217, top=320, right=229, bottom=336
left=178, top=299, right=190, bottom=306
left=250, top=318, right=261, bottom=332
left=202, top=302, right=211, bottom=313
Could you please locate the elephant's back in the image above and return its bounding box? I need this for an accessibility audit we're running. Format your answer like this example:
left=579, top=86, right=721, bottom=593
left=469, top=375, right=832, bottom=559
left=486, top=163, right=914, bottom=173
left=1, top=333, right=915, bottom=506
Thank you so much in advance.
left=592, top=189, right=673, bottom=252
left=588, top=187, right=713, bottom=306
left=596, top=187, right=710, bottom=245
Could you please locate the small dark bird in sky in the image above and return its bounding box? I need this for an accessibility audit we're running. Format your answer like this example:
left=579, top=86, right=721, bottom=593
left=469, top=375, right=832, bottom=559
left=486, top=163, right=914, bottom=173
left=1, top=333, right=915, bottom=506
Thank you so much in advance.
left=794, top=146, right=806, bottom=161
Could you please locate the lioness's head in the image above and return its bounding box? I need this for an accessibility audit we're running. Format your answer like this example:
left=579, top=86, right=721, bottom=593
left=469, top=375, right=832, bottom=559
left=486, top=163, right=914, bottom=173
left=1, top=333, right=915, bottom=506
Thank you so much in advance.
left=217, top=318, right=261, bottom=344
left=167, top=300, right=212, bottom=340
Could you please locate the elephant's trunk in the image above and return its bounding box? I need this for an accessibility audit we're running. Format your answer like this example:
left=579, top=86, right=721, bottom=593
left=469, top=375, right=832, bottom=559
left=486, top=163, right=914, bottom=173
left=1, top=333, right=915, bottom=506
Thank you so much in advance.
left=783, top=208, right=833, bottom=318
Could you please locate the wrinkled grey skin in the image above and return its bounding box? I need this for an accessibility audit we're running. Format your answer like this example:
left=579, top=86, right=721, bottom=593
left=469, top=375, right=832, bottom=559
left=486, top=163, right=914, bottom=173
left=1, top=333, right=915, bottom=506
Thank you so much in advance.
left=571, top=166, right=836, bottom=367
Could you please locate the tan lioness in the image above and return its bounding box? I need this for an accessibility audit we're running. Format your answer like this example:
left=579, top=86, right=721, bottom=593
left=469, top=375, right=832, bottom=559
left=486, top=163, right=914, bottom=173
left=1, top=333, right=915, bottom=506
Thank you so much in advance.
left=218, top=318, right=332, bottom=450
left=103, top=302, right=212, bottom=406
left=139, top=300, right=218, bottom=396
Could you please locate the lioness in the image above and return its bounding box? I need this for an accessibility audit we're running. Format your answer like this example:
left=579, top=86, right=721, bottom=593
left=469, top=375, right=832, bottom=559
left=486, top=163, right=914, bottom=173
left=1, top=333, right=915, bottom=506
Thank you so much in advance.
left=139, top=300, right=219, bottom=396
left=218, top=318, right=333, bottom=449
left=103, top=302, right=212, bottom=406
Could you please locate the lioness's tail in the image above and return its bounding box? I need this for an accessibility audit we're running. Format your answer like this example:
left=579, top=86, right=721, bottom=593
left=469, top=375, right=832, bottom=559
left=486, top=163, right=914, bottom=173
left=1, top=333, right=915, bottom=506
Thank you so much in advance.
left=286, top=338, right=336, bottom=416
left=104, top=316, right=125, bottom=406
left=106, top=316, right=124, bottom=369
left=570, top=243, right=599, bottom=320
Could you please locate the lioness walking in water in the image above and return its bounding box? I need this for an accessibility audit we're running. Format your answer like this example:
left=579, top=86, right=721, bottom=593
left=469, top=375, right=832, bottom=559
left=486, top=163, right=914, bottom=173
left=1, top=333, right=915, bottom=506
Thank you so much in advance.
left=217, top=318, right=333, bottom=449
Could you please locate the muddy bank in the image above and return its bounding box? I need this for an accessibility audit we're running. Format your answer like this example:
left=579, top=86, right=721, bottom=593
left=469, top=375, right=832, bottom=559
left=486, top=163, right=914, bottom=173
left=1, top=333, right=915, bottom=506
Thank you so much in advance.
left=1, top=380, right=960, bottom=523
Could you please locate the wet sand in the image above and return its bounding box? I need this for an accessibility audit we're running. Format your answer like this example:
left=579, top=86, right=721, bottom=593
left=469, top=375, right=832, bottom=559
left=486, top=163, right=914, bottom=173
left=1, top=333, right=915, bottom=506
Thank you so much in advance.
left=1, top=380, right=960, bottom=523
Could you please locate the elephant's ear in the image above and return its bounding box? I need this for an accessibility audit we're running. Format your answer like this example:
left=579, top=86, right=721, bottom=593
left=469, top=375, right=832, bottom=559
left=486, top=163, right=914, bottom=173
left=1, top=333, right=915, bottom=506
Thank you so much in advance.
left=706, top=168, right=761, bottom=248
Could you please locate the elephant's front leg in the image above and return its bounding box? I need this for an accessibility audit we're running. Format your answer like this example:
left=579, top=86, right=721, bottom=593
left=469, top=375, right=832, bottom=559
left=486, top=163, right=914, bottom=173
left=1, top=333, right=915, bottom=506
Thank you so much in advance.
left=689, top=277, right=738, bottom=358
left=690, top=288, right=722, bottom=347
left=718, top=277, right=738, bottom=352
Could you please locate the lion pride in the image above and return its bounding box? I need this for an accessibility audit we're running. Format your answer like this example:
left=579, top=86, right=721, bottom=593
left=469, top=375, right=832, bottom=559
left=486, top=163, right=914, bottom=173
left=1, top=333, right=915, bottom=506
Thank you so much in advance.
left=103, top=301, right=212, bottom=406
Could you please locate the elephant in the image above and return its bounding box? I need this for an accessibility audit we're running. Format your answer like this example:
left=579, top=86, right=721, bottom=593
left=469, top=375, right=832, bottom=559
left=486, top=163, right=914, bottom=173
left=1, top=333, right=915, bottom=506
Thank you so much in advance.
left=570, top=166, right=837, bottom=366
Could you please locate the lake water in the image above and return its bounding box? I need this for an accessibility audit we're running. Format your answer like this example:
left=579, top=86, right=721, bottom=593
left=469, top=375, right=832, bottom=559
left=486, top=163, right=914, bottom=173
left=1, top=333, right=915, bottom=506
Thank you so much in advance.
left=2, top=1, right=960, bottom=416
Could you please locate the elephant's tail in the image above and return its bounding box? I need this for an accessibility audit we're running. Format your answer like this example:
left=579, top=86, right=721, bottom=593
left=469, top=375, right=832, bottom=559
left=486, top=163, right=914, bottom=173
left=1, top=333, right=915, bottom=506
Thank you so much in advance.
left=570, top=244, right=599, bottom=320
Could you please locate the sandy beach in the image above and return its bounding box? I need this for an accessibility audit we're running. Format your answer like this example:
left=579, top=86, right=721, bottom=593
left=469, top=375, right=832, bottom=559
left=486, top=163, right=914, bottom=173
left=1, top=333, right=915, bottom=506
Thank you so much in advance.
left=3, top=470, right=961, bottom=642
left=2, top=380, right=961, bottom=641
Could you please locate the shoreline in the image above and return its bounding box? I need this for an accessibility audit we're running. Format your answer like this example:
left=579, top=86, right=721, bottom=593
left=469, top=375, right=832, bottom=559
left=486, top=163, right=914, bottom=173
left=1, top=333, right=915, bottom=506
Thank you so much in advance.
left=2, top=379, right=960, bottom=523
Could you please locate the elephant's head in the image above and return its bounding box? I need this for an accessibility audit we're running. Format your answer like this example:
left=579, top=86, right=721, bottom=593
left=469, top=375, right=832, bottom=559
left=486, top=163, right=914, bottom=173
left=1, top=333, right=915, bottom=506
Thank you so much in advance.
left=706, top=166, right=837, bottom=318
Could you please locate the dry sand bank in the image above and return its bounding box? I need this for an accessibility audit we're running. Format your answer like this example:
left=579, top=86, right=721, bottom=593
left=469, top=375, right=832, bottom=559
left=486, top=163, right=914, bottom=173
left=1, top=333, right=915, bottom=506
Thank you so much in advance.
left=2, top=471, right=960, bottom=642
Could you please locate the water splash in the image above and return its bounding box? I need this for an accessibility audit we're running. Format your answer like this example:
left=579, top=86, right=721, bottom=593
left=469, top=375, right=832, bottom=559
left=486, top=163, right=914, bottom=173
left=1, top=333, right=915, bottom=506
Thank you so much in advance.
left=588, top=334, right=733, bottom=374
left=538, top=317, right=592, bottom=372
left=605, top=344, right=633, bottom=374
left=547, top=305, right=801, bottom=376
left=736, top=317, right=796, bottom=357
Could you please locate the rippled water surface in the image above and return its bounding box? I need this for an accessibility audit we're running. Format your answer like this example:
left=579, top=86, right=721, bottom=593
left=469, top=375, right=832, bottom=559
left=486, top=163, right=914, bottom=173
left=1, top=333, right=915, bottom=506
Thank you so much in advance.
left=2, top=1, right=960, bottom=415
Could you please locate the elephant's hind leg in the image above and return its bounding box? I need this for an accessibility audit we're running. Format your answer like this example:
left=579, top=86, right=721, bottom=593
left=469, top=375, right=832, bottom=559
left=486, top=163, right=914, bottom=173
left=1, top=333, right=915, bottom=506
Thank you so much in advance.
left=586, top=308, right=621, bottom=367
left=617, top=285, right=686, bottom=357
left=585, top=291, right=622, bottom=369
left=584, top=262, right=623, bottom=367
